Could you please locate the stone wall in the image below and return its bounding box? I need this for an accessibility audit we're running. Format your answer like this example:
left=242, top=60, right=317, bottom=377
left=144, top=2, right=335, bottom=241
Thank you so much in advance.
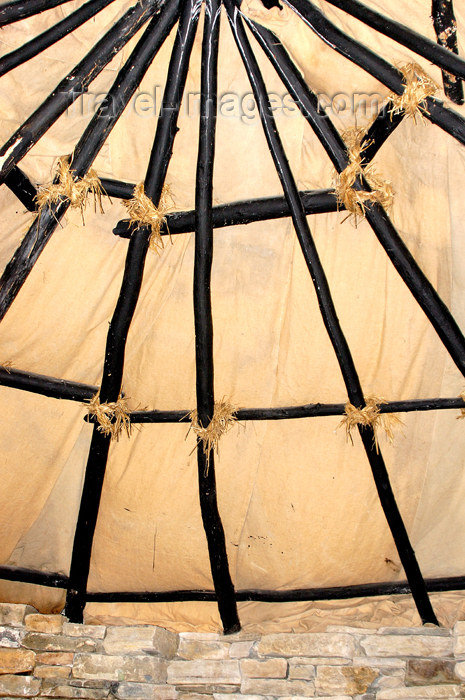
left=1, top=603, right=465, bottom=699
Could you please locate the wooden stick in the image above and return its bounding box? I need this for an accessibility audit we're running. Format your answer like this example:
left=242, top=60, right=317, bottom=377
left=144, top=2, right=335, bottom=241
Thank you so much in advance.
left=0, top=565, right=68, bottom=588
left=432, top=0, right=464, bottom=104
left=4, top=167, right=37, bottom=212
left=85, top=574, right=465, bottom=602
left=0, top=0, right=117, bottom=78
left=284, top=0, right=465, bottom=148
left=193, top=0, right=240, bottom=634
left=114, top=188, right=339, bottom=237
left=247, top=19, right=465, bottom=381
left=0, top=0, right=179, bottom=324
left=0, top=0, right=159, bottom=183
left=0, top=0, right=74, bottom=27
left=226, top=0, right=438, bottom=626
left=128, top=396, right=465, bottom=423
left=65, top=0, right=198, bottom=625
left=1, top=563, right=464, bottom=601
left=321, top=0, right=465, bottom=83
left=0, top=365, right=98, bottom=402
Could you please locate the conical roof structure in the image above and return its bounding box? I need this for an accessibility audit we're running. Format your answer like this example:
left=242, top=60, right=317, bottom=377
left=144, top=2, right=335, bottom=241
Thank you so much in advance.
left=1, top=0, right=465, bottom=634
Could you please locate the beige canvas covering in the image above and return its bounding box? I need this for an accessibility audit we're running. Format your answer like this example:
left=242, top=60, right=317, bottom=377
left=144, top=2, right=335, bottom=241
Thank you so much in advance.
left=0, top=0, right=465, bottom=632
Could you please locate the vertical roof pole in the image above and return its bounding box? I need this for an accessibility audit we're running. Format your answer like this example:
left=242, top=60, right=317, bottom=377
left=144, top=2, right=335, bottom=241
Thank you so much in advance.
left=193, top=0, right=241, bottom=634
left=432, top=0, right=464, bottom=104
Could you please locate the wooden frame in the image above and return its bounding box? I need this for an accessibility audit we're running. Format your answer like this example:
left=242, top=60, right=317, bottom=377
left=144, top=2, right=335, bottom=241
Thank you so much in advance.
left=0, top=0, right=464, bottom=632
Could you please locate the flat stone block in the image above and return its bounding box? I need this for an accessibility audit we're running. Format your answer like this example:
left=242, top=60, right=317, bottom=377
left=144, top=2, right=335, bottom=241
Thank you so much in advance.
left=167, top=660, right=240, bottom=685
left=325, top=625, right=377, bottom=635
left=0, top=648, right=35, bottom=674
left=280, top=697, right=351, bottom=700
left=0, top=626, right=22, bottom=647
left=407, top=659, right=457, bottom=684
left=61, top=624, right=106, bottom=640
left=241, top=678, right=314, bottom=696
left=257, top=633, right=355, bottom=658
left=291, top=656, right=350, bottom=666
left=69, top=680, right=112, bottom=689
left=453, top=661, right=465, bottom=679
left=40, top=682, right=108, bottom=699
left=315, top=666, right=378, bottom=696
left=453, top=634, right=465, bottom=656
left=360, top=634, right=453, bottom=658
left=377, top=685, right=463, bottom=698
left=73, top=653, right=166, bottom=683
left=104, top=626, right=177, bottom=658
left=352, top=657, right=406, bottom=669
left=374, top=675, right=405, bottom=690
left=240, top=658, right=287, bottom=678
left=23, top=633, right=96, bottom=653
left=177, top=639, right=229, bottom=660
left=288, top=662, right=315, bottom=680
left=177, top=684, right=239, bottom=694
left=213, top=695, right=272, bottom=700
left=25, top=614, right=64, bottom=634
left=229, top=642, right=254, bottom=658
left=178, top=633, right=220, bottom=641
left=378, top=627, right=451, bottom=636
left=34, top=665, right=71, bottom=679
left=0, top=674, right=40, bottom=697
left=113, top=682, right=178, bottom=699
left=36, top=652, right=74, bottom=665
left=0, top=604, right=36, bottom=627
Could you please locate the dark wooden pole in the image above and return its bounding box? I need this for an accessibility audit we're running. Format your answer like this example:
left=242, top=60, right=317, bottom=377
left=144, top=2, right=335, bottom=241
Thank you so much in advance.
left=2, top=562, right=465, bottom=603
left=226, top=0, right=438, bottom=625
left=320, top=0, right=465, bottom=86
left=0, top=0, right=179, bottom=324
left=0, top=565, right=68, bottom=588
left=193, top=0, right=240, bottom=634
left=0, top=0, right=117, bottom=78
left=0, top=0, right=74, bottom=26
left=0, top=366, right=98, bottom=402
left=247, top=19, right=465, bottom=381
left=432, top=0, right=463, bottom=104
left=0, top=0, right=159, bottom=184
left=283, top=0, right=465, bottom=148
left=4, top=167, right=37, bottom=212
left=128, top=396, right=465, bottom=423
left=84, top=574, right=465, bottom=602
left=65, top=0, right=199, bottom=624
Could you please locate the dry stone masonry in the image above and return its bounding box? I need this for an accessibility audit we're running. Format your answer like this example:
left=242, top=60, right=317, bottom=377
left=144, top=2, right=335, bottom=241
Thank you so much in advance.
left=1, top=603, right=465, bottom=698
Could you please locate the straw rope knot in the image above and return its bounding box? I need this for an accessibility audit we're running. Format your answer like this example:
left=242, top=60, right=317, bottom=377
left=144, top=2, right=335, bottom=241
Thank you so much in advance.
left=188, top=399, right=238, bottom=475
left=339, top=396, right=403, bottom=453
left=123, top=183, right=173, bottom=253
left=388, top=62, right=438, bottom=123
left=35, top=156, right=107, bottom=222
left=457, top=391, right=465, bottom=419
left=86, top=392, right=131, bottom=441
left=334, top=127, right=393, bottom=223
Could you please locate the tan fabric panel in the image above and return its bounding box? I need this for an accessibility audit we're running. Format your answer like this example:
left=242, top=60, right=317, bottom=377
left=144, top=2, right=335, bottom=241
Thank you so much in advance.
left=0, top=0, right=465, bottom=632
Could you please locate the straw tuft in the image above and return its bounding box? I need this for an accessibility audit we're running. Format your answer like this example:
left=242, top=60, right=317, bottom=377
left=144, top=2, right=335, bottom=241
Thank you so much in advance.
left=123, top=183, right=173, bottom=253
left=334, top=127, right=393, bottom=223
left=35, top=156, right=107, bottom=223
left=188, top=399, right=238, bottom=475
left=339, top=395, right=403, bottom=453
left=86, top=392, right=131, bottom=441
left=388, top=62, right=438, bottom=123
